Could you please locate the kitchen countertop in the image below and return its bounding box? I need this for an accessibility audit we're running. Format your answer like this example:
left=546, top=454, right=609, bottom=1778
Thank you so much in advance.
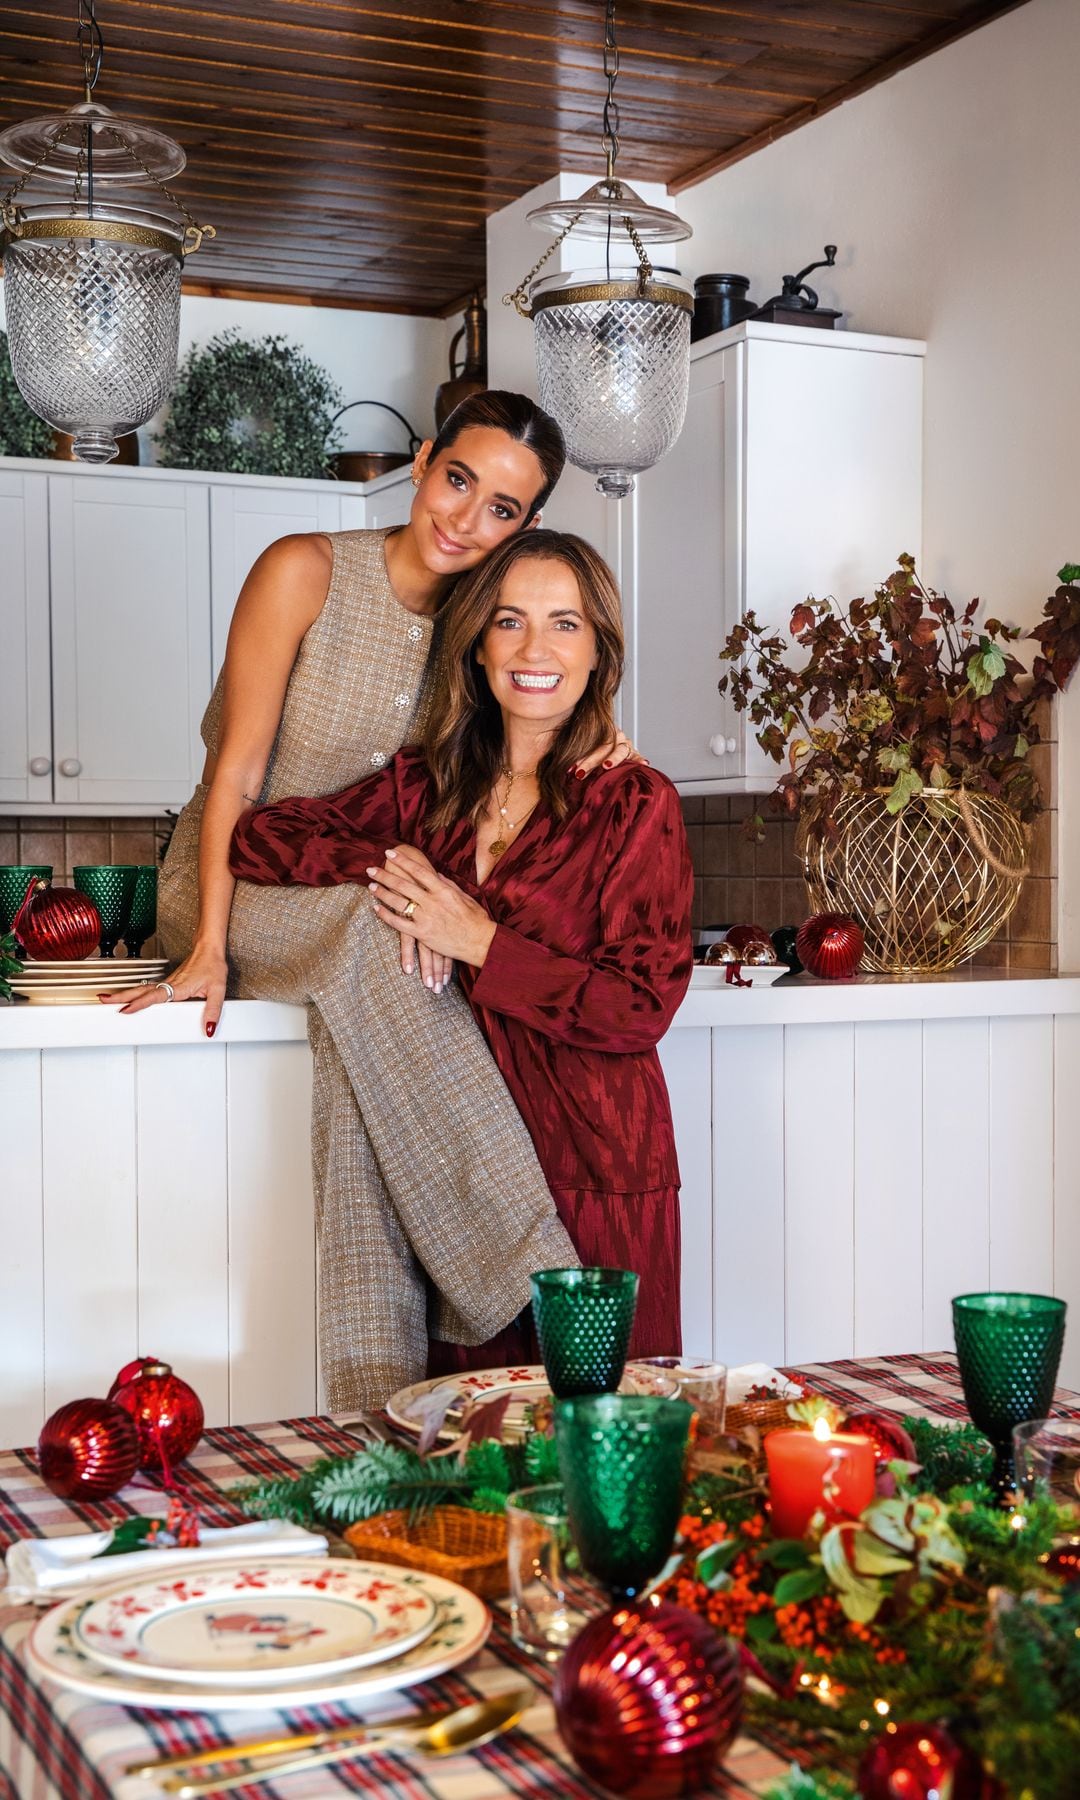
left=3, top=969, right=1080, bottom=1048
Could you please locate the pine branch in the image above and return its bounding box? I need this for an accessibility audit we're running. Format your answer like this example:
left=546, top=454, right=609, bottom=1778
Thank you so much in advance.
left=311, top=1443, right=475, bottom=1525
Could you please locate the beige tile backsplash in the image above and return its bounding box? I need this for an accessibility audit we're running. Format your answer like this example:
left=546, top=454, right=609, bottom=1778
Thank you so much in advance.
left=0, top=817, right=174, bottom=955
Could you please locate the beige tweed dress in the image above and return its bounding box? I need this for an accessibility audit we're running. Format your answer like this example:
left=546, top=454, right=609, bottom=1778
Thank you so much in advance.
left=159, top=528, right=578, bottom=1408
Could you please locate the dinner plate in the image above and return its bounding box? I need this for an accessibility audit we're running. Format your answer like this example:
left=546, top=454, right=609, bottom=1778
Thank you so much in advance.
left=17, top=958, right=168, bottom=972
left=387, top=1362, right=679, bottom=1442
left=27, top=1561, right=490, bottom=1713
left=691, top=963, right=790, bottom=988
left=73, top=1557, right=438, bottom=1687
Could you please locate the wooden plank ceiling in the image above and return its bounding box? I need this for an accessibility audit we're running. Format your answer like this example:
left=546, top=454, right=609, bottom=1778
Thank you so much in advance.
left=0, top=1, right=1026, bottom=316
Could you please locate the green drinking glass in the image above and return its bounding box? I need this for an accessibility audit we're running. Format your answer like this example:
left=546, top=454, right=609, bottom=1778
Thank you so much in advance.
left=531, top=1268, right=639, bottom=1398
left=0, top=866, right=52, bottom=936
left=554, top=1393, right=694, bottom=1601
left=122, top=865, right=158, bottom=959
left=73, top=866, right=138, bottom=959
left=953, top=1291, right=1067, bottom=1496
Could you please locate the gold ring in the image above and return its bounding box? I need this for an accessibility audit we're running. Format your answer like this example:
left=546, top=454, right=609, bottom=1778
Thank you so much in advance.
left=401, top=900, right=417, bottom=921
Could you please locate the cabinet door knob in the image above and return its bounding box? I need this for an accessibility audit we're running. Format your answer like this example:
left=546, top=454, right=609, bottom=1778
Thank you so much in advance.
left=59, top=758, right=82, bottom=778
left=709, top=734, right=737, bottom=757
left=29, top=756, right=52, bottom=776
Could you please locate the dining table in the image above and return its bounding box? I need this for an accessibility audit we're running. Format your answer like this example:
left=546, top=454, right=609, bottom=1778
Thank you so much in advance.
left=2, top=1351, right=1077, bottom=1800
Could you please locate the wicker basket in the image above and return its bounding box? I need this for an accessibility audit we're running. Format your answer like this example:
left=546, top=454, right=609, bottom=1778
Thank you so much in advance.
left=725, top=1396, right=793, bottom=1436
left=798, top=788, right=1029, bottom=973
left=344, top=1505, right=510, bottom=1599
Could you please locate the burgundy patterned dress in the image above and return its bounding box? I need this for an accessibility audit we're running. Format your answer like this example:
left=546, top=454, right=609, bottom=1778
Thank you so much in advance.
left=229, top=748, right=695, bottom=1363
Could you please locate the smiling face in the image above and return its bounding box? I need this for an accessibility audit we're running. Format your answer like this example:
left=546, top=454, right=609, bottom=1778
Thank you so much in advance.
left=475, top=555, right=599, bottom=740
left=410, top=425, right=547, bottom=578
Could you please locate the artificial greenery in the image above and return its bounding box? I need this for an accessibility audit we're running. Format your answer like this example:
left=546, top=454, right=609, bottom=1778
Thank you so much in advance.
left=237, top=1430, right=560, bottom=1529
left=718, top=555, right=1080, bottom=826
left=155, top=331, right=344, bottom=478
left=0, top=331, right=54, bottom=458
left=0, top=932, right=23, bottom=1005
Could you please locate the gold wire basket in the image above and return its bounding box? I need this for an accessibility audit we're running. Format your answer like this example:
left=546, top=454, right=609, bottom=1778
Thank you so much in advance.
left=798, top=788, right=1030, bottom=973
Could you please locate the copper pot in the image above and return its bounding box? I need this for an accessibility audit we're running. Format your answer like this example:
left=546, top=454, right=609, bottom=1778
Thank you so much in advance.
left=330, top=450, right=412, bottom=482
left=51, top=428, right=139, bottom=465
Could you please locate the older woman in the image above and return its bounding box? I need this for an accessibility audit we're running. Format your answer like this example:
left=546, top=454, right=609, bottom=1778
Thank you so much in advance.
left=230, top=531, right=694, bottom=1361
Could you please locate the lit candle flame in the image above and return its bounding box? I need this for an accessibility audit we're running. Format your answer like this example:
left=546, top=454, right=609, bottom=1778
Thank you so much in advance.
left=813, top=1417, right=832, bottom=1443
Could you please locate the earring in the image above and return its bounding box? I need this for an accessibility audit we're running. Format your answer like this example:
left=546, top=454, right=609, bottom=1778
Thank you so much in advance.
left=412, top=475, right=421, bottom=488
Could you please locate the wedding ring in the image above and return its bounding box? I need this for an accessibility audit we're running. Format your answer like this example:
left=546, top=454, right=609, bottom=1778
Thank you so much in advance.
left=155, top=980, right=175, bottom=1003
left=401, top=900, right=417, bottom=921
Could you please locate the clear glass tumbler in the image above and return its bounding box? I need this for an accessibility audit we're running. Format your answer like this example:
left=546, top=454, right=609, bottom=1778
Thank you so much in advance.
left=506, top=1484, right=604, bottom=1663
left=636, top=1357, right=728, bottom=1448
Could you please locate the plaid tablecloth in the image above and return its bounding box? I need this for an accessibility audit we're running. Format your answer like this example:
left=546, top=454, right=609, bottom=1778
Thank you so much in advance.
left=2, top=1354, right=1077, bottom=1800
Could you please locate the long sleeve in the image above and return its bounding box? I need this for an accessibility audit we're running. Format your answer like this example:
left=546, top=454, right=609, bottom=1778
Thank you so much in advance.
left=467, top=771, right=693, bottom=1052
left=229, top=751, right=429, bottom=887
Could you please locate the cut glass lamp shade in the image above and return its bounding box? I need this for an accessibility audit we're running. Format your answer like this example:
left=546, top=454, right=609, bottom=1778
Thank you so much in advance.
left=532, top=267, right=693, bottom=499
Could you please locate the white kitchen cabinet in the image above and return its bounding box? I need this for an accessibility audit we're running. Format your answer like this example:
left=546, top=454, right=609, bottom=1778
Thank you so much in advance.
left=209, top=484, right=346, bottom=680
left=362, top=466, right=414, bottom=532
left=49, top=475, right=212, bottom=807
left=0, top=471, right=52, bottom=804
left=619, top=322, right=925, bottom=791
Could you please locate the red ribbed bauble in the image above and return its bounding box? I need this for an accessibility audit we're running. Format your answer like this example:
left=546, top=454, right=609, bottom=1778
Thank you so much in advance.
left=108, top=1358, right=204, bottom=1476
left=843, top=1412, right=918, bottom=1465
left=858, top=1722, right=983, bottom=1800
left=12, top=878, right=100, bottom=960
left=796, top=911, right=864, bottom=980
left=37, top=1399, right=140, bottom=1500
left=553, top=1599, right=743, bottom=1798
left=724, top=924, right=772, bottom=955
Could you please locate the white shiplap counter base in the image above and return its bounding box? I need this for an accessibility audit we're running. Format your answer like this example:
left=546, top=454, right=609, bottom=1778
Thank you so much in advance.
left=3, top=975, right=1080, bottom=1444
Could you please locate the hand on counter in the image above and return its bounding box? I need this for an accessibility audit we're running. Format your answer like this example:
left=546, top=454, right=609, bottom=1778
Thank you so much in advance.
left=98, top=941, right=228, bottom=1038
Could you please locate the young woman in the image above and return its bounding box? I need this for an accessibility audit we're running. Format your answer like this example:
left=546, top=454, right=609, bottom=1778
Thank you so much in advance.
left=229, top=532, right=694, bottom=1361
left=104, top=394, right=618, bottom=1409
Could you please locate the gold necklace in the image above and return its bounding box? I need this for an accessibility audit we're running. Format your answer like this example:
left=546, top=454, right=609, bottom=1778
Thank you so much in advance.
left=488, top=765, right=537, bottom=859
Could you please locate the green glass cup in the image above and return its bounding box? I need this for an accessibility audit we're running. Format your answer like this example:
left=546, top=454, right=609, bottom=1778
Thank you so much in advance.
left=122, top=865, right=158, bottom=959
left=555, top=1393, right=694, bottom=1601
left=531, top=1268, right=639, bottom=1398
left=0, top=867, right=52, bottom=937
left=953, top=1291, right=1067, bottom=1495
left=73, top=866, right=139, bottom=959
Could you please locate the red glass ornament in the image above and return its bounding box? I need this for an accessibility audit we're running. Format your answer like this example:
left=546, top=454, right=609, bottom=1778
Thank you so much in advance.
left=13, top=878, right=100, bottom=960
left=844, top=1411, right=918, bottom=1465
left=1043, top=1540, right=1080, bottom=1585
left=858, top=1722, right=983, bottom=1800
left=724, top=924, right=772, bottom=956
left=37, top=1398, right=140, bottom=1501
left=108, top=1357, right=204, bottom=1476
left=796, top=911, right=864, bottom=980
left=553, top=1599, right=743, bottom=1798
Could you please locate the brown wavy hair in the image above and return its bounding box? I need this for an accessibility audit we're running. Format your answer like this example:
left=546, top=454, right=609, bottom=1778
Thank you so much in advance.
left=425, top=530, right=624, bottom=827
left=428, top=391, right=565, bottom=523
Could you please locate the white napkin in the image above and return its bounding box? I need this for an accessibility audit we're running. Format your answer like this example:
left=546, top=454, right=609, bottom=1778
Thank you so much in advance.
left=3, top=1519, right=329, bottom=1604
left=727, top=1363, right=804, bottom=1406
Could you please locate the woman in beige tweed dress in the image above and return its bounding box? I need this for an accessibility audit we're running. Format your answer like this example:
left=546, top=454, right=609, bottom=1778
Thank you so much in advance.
left=105, top=393, right=600, bottom=1409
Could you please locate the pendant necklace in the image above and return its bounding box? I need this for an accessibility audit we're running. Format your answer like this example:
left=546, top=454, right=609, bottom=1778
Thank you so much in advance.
left=489, top=765, right=537, bottom=859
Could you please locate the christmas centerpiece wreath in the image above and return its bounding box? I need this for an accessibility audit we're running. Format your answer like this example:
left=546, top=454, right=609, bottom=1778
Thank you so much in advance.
left=155, top=331, right=344, bottom=479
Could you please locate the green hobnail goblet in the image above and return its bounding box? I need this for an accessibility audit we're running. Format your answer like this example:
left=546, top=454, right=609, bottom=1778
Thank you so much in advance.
left=531, top=1268, right=639, bottom=1399
left=953, top=1291, right=1067, bottom=1497
left=73, top=866, right=138, bottom=959
left=0, top=866, right=52, bottom=937
left=122, top=865, right=158, bottom=959
left=554, top=1394, right=694, bottom=1602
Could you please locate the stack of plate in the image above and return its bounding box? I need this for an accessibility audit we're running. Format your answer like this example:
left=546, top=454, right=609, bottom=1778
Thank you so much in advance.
left=8, top=957, right=170, bottom=1004
left=387, top=1361, right=680, bottom=1443
left=26, top=1555, right=490, bottom=1711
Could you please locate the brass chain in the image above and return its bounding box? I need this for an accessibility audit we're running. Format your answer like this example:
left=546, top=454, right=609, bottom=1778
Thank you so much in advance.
left=77, top=0, right=104, bottom=102
left=70, top=143, right=86, bottom=216
left=0, top=122, right=77, bottom=231
left=102, top=125, right=216, bottom=254
left=602, top=0, right=620, bottom=182
left=623, top=214, right=653, bottom=292
left=502, top=212, right=581, bottom=318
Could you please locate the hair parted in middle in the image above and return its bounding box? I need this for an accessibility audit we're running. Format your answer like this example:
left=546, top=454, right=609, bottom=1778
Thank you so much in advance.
left=424, top=529, right=625, bottom=829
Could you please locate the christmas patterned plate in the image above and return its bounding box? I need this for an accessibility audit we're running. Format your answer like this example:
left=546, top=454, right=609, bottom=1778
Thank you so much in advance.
left=27, top=1562, right=489, bottom=1712
left=387, top=1362, right=679, bottom=1442
left=71, top=1558, right=437, bottom=1687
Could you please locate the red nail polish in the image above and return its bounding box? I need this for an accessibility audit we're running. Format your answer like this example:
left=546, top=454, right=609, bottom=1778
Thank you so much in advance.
left=574, top=767, right=586, bottom=780
left=602, top=759, right=613, bottom=769
left=206, top=1021, right=216, bottom=1039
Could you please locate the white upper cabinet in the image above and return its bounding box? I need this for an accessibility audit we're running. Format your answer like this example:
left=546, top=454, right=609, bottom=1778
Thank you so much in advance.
left=362, top=468, right=414, bottom=533
left=621, top=322, right=925, bottom=792
left=209, top=485, right=345, bottom=680
left=48, top=475, right=212, bottom=808
left=0, top=471, right=52, bottom=805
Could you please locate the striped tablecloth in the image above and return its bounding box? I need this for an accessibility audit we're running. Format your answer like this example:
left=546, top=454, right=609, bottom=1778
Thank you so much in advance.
left=2, top=1354, right=1075, bottom=1800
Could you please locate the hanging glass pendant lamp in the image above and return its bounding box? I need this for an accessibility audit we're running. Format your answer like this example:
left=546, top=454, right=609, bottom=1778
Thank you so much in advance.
left=0, top=0, right=215, bottom=463
left=504, top=0, right=692, bottom=499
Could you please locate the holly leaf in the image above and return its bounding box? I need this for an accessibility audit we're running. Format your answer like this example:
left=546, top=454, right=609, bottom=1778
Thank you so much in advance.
left=745, top=1610, right=779, bottom=1643
left=760, top=1538, right=814, bottom=1569
left=773, top=1566, right=826, bottom=1607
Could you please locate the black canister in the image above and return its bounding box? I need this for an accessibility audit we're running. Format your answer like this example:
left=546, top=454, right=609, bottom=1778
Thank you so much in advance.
left=691, top=273, right=756, bottom=342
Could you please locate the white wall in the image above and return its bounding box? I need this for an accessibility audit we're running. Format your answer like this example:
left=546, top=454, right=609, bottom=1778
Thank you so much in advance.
left=672, top=0, right=1080, bottom=961
left=0, top=286, right=455, bottom=462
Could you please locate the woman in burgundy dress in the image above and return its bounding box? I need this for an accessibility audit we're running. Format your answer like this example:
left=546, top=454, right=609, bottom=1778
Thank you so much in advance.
left=229, top=530, right=694, bottom=1362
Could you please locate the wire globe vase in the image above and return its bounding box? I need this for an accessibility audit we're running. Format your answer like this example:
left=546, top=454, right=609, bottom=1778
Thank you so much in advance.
left=798, top=788, right=1029, bottom=973
left=532, top=267, right=692, bottom=499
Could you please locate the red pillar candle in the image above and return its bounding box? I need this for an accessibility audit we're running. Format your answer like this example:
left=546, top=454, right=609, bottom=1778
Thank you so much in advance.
left=765, top=1421, right=877, bottom=1539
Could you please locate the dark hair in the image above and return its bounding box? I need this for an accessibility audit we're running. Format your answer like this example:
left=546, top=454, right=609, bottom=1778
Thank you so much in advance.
left=425, top=529, right=624, bottom=827
left=428, top=390, right=566, bottom=523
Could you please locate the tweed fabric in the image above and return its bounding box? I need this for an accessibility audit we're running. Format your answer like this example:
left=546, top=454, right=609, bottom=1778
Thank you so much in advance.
left=159, top=528, right=577, bottom=1408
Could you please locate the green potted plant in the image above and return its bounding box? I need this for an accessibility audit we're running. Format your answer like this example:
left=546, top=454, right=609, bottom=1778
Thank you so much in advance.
left=155, top=332, right=344, bottom=478
left=0, top=330, right=55, bottom=459
left=718, top=556, right=1080, bottom=972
